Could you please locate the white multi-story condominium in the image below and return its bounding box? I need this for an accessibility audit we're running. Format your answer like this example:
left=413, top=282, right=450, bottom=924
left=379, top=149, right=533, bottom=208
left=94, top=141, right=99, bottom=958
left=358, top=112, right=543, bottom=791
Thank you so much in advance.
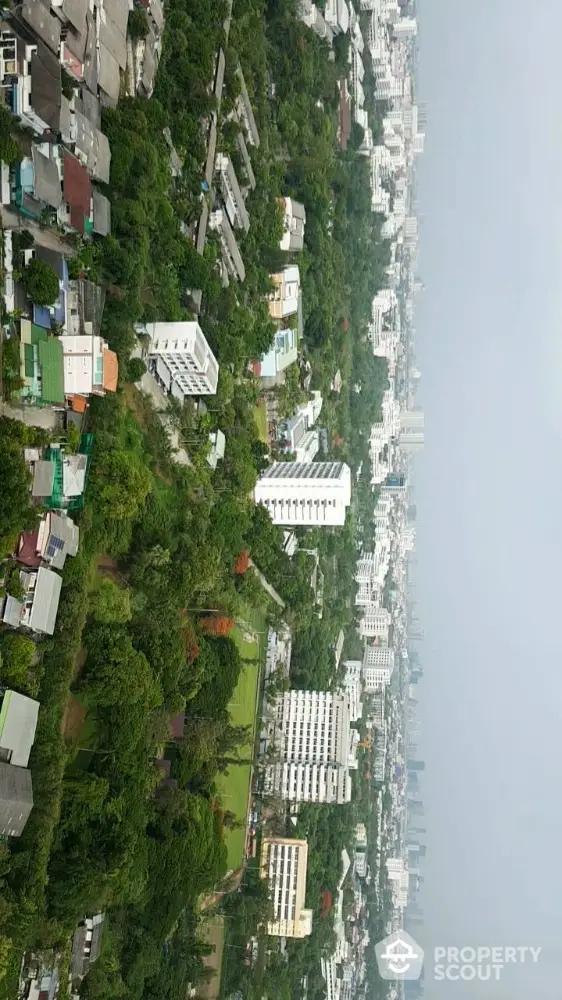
left=354, top=850, right=367, bottom=878
left=143, top=321, right=219, bottom=398
left=261, top=838, right=313, bottom=938
left=373, top=722, right=387, bottom=781
left=255, top=462, right=351, bottom=527
left=355, top=822, right=367, bottom=848
left=267, top=690, right=352, bottom=804
left=386, top=857, right=409, bottom=908
left=342, top=660, right=363, bottom=723
left=393, top=16, right=417, bottom=39
left=363, top=646, right=395, bottom=690
left=359, top=605, right=391, bottom=640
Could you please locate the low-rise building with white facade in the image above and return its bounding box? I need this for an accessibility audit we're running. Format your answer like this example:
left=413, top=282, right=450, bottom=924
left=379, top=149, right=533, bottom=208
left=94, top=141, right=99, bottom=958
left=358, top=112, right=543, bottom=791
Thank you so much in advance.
left=142, top=321, right=219, bottom=398
left=261, top=837, right=313, bottom=938
left=255, top=461, right=351, bottom=527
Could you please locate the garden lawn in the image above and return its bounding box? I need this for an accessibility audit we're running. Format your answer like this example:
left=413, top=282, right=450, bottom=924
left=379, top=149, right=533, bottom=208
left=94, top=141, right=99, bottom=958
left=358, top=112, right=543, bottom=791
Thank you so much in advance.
left=253, top=401, right=268, bottom=444
left=215, top=614, right=266, bottom=871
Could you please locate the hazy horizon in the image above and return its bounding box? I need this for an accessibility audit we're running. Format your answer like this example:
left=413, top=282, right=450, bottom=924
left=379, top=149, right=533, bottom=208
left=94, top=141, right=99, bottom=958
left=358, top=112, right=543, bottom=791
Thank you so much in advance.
left=413, top=1, right=562, bottom=997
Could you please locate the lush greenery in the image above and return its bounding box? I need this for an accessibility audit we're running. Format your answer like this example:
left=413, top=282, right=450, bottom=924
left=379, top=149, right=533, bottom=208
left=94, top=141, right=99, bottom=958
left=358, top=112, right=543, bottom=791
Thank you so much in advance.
left=0, top=0, right=393, bottom=993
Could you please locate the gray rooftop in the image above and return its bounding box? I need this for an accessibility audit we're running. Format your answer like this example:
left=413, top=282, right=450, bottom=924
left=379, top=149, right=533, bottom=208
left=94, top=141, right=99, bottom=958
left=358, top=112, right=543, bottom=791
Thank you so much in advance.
left=2, top=595, right=23, bottom=629
left=32, top=146, right=62, bottom=209
left=98, top=44, right=120, bottom=105
left=45, top=513, right=79, bottom=570
left=21, top=0, right=61, bottom=55
left=28, top=567, right=62, bottom=636
left=0, top=690, right=40, bottom=768
left=32, top=459, right=55, bottom=500
left=99, top=2, right=127, bottom=70
left=62, top=0, right=88, bottom=32
left=74, top=111, right=111, bottom=182
left=92, top=189, right=111, bottom=236
left=0, top=762, right=33, bottom=838
left=30, top=43, right=62, bottom=132
left=76, top=87, right=101, bottom=130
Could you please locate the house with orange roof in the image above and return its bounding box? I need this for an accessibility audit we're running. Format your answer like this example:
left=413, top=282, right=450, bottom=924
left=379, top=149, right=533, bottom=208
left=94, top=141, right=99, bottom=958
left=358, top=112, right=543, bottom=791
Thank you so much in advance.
left=59, top=335, right=118, bottom=400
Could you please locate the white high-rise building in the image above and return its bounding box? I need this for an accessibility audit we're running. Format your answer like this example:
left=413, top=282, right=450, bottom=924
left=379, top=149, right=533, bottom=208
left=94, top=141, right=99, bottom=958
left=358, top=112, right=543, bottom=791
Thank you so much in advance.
left=399, top=409, right=424, bottom=453
left=363, top=646, right=395, bottom=690
left=261, top=838, right=313, bottom=938
left=267, top=690, right=352, bottom=804
left=142, top=321, right=219, bottom=398
left=393, top=16, right=417, bottom=39
left=359, top=605, right=391, bottom=640
left=255, top=462, right=352, bottom=527
left=342, top=660, right=363, bottom=723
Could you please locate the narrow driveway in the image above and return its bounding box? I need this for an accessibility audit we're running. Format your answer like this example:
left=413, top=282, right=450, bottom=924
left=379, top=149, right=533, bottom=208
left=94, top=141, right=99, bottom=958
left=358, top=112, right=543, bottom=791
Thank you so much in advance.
left=0, top=206, right=72, bottom=254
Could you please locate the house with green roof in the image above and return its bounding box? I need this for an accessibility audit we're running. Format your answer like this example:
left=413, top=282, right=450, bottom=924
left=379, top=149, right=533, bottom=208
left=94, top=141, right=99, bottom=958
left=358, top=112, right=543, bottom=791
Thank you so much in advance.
left=19, top=320, right=64, bottom=407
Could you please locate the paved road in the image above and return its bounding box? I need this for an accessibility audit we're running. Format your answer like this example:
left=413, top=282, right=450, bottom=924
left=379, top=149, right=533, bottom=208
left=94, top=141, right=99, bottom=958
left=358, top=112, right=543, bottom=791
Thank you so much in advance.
left=0, top=401, right=62, bottom=429
left=0, top=206, right=72, bottom=254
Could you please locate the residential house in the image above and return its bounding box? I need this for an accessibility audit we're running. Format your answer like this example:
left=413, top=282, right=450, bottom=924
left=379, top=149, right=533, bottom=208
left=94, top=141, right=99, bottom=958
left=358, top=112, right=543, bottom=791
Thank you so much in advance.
left=2, top=566, right=62, bottom=636
left=60, top=149, right=93, bottom=235
left=207, top=430, right=226, bottom=470
left=0, top=25, right=62, bottom=136
left=0, top=690, right=40, bottom=768
left=258, top=326, right=298, bottom=387
left=17, top=511, right=79, bottom=571
left=28, top=436, right=94, bottom=511
left=70, top=914, right=105, bottom=981
left=276, top=391, right=322, bottom=461
left=92, top=188, right=111, bottom=235
left=0, top=761, right=33, bottom=837
left=13, top=143, right=62, bottom=220
left=60, top=97, right=111, bottom=183
left=19, top=322, right=65, bottom=408
left=59, top=335, right=118, bottom=400
left=278, top=198, right=306, bottom=252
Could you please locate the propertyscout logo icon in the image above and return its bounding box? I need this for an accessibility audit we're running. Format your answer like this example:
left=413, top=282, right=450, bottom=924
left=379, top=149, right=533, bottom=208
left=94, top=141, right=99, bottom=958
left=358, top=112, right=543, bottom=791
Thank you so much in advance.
left=375, top=930, right=424, bottom=980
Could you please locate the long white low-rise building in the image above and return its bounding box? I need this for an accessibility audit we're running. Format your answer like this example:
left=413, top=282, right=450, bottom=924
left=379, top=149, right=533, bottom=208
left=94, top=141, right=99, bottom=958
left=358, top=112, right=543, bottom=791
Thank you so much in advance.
left=255, top=461, right=351, bottom=527
left=261, top=837, right=313, bottom=938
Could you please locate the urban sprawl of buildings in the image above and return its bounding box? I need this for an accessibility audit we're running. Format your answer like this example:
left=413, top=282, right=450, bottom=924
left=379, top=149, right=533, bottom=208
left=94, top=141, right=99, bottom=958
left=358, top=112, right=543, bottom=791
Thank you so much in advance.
left=0, top=0, right=425, bottom=997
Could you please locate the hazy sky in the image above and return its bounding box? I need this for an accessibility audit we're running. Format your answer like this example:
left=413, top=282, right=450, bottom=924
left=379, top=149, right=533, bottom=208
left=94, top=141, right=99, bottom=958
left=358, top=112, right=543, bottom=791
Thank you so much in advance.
left=413, top=1, right=562, bottom=997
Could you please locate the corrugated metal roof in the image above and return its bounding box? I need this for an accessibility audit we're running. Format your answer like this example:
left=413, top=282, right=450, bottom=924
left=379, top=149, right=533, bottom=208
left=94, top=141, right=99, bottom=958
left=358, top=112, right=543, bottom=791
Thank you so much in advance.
left=63, top=152, right=91, bottom=233
left=98, top=44, right=120, bottom=104
left=31, top=323, right=48, bottom=344
left=0, top=690, right=40, bottom=768
left=28, top=567, right=62, bottom=635
left=92, top=189, right=111, bottom=235
left=32, top=459, right=55, bottom=499
left=0, top=762, right=33, bottom=837
left=24, top=343, right=34, bottom=378
left=30, top=44, right=62, bottom=131
left=2, top=595, right=23, bottom=629
left=32, top=146, right=62, bottom=209
left=62, top=0, right=88, bottom=32
left=38, top=338, right=64, bottom=404
left=21, top=0, right=61, bottom=55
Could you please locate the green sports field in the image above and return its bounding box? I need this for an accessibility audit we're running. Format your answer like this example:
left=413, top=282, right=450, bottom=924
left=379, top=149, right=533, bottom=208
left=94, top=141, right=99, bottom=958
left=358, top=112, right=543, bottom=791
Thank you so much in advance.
left=215, top=614, right=266, bottom=871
